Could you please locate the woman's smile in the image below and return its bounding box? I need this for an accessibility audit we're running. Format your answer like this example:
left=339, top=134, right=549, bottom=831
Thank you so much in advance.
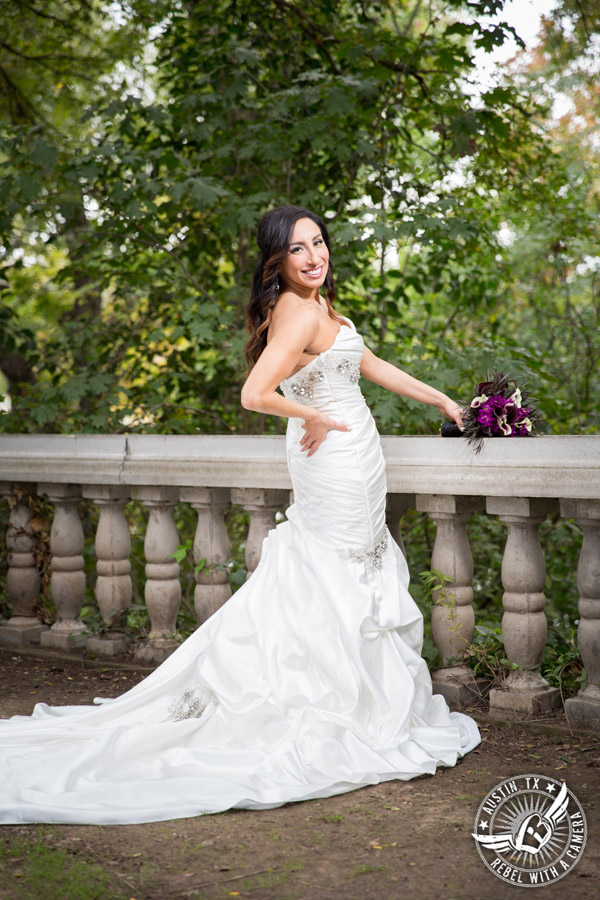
left=303, top=265, right=324, bottom=278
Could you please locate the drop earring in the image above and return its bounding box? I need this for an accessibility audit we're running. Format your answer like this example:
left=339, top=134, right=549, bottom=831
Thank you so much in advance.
left=274, top=276, right=280, bottom=294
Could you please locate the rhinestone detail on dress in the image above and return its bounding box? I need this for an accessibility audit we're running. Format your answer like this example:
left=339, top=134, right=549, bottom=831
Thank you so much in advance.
left=167, top=688, right=212, bottom=722
left=287, top=355, right=361, bottom=403
left=337, top=532, right=388, bottom=572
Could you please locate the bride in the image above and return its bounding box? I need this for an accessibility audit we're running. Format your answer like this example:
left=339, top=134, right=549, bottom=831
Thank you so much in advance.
left=0, top=205, right=481, bottom=825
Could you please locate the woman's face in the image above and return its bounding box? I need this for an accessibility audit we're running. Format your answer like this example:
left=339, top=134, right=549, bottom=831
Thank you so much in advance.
left=278, top=217, right=329, bottom=297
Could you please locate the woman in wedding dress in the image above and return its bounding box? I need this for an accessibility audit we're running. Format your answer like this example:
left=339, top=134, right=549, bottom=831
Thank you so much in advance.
left=0, top=205, right=480, bottom=825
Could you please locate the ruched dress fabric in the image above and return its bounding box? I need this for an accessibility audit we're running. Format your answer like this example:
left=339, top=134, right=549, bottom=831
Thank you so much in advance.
left=0, top=315, right=481, bottom=825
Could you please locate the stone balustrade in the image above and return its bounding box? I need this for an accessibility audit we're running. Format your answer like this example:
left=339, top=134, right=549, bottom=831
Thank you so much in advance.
left=0, top=434, right=598, bottom=728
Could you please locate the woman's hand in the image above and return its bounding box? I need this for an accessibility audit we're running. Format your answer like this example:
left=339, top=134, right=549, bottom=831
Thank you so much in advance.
left=439, top=397, right=465, bottom=430
left=299, top=411, right=352, bottom=457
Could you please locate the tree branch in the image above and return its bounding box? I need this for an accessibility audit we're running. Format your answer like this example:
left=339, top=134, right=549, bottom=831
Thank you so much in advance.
left=269, top=0, right=342, bottom=75
left=8, top=0, right=104, bottom=49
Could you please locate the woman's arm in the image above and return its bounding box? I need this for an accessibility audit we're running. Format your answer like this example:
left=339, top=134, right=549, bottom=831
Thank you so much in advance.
left=241, top=303, right=319, bottom=418
left=360, top=346, right=463, bottom=425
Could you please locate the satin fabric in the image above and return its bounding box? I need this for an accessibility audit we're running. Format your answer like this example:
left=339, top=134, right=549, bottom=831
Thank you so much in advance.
left=0, top=315, right=480, bottom=825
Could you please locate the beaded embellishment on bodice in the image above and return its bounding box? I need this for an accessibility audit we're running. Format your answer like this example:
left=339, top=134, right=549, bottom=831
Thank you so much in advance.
left=286, top=354, right=361, bottom=403
left=279, top=321, right=363, bottom=404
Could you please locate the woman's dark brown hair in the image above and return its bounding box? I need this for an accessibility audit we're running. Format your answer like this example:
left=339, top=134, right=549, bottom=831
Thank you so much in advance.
left=243, top=205, right=343, bottom=373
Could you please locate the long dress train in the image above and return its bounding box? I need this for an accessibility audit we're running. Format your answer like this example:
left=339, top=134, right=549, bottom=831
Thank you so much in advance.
left=0, top=315, right=480, bottom=824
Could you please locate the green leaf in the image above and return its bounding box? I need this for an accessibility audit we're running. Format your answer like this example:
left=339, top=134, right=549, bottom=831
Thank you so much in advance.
left=30, top=140, right=58, bottom=170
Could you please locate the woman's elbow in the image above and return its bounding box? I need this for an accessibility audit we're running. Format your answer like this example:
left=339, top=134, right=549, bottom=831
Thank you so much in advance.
left=240, top=388, right=261, bottom=411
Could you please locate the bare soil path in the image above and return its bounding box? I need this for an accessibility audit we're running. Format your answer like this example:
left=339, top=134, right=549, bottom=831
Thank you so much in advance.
left=0, top=648, right=598, bottom=900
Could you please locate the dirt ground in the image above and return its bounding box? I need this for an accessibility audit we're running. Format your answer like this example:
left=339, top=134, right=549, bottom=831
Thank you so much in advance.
left=0, top=647, right=598, bottom=900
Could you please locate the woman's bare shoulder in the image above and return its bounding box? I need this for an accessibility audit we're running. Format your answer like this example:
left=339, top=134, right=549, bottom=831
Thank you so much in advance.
left=272, top=293, right=319, bottom=322
left=269, top=294, right=320, bottom=341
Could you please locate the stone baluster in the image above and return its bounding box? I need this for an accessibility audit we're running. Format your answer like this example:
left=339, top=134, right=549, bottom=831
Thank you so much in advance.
left=180, top=487, right=232, bottom=624
left=486, top=496, right=561, bottom=717
left=416, top=494, right=486, bottom=707
left=561, top=499, right=600, bottom=727
left=230, top=488, right=289, bottom=578
left=82, top=485, right=132, bottom=657
left=385, top=493, right=415, bottom=559
left=0, top=483, right=48, bottom=646
left=38, top=483, right=87, bottom=652
left=132, top=486, right=181, bottom=663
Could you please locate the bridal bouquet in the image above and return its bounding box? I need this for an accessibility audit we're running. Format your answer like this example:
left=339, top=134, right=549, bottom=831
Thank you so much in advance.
left=445, top=369, right=543, bottom=453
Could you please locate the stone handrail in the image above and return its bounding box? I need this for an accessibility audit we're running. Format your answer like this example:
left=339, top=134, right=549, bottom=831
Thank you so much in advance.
left=0, top=434, right=599, bottom=728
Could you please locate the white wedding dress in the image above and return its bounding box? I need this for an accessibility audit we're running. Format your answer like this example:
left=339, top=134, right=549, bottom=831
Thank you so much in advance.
left=0, top=315, right=480, bottom=825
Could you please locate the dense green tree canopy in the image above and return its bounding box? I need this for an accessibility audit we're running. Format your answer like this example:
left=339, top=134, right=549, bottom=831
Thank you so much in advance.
left=0, top=0, right=598, bottom=435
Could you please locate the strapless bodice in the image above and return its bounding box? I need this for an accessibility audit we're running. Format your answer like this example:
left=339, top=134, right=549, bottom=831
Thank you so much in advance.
left=279, top=319, right=365, bottom=413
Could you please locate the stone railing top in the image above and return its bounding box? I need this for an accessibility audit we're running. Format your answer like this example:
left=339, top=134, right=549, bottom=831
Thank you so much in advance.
left=0, top=433, right=598, bottom=498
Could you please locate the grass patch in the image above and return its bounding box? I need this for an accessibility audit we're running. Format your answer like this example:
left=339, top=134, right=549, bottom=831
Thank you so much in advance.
left=350, top=863, right=385, bottom=877
left=0, top=834, right=124, bottom=900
